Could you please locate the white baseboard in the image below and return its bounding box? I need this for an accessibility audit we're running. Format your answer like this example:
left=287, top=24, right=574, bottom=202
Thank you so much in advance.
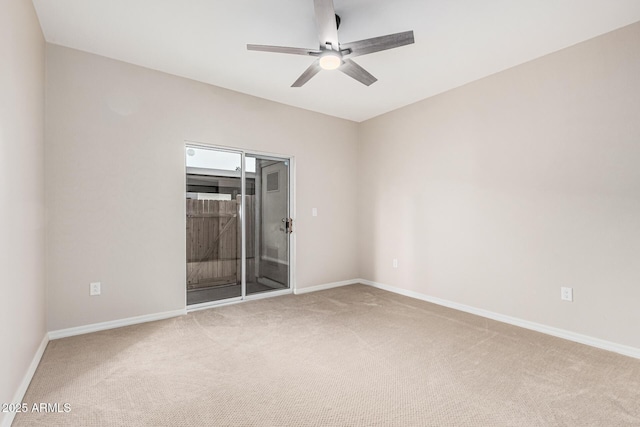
left=360, top=279, right=640, bottom=360
left=48, top=308, right=187, bottom=340
left=1, top=334, right=49, bottom=427
left=294, top=279, right=360, bottom=295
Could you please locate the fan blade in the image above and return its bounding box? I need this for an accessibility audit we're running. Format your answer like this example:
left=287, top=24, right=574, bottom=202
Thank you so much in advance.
left=341, top=31, right=414, bottom=58
left=339, top=59, right=377, bottom=86
left=292, top=60, right=322, bottom=87
left=247, top=44, right=321, bottom=56
left=313, top=0, right=339, bottom=48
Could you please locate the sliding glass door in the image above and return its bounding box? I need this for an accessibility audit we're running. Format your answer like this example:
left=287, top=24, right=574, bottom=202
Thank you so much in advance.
left=185, top=147, right=242, bottom=305
left=185, top=145, right=291, bottom=307
left=245, top=155, right=290, bottom=296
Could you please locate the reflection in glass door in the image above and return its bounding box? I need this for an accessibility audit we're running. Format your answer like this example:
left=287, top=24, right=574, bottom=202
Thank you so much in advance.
left=246, top=155, right=290, bottom=296
left=185, top=145, right=291, bottom=307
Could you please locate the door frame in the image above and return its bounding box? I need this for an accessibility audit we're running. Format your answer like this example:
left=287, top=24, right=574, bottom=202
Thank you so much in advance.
left=183, top=140, right=296, bottom=312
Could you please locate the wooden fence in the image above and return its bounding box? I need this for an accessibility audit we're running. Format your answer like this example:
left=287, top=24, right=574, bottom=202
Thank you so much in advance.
left=186, top=196, right=255, bottom=290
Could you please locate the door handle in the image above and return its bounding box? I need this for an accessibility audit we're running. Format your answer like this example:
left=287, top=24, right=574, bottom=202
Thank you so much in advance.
left=282, top=218, right=294, bottom=234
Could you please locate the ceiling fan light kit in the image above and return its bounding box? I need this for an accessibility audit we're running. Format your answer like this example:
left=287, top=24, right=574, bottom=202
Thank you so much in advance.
left=247, top=0, right=414, bottom=87
left=319, top=51, right=342, bottom=70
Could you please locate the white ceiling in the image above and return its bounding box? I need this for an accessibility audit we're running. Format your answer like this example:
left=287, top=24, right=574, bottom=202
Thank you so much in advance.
left=33, top=0, right=640, bottom=122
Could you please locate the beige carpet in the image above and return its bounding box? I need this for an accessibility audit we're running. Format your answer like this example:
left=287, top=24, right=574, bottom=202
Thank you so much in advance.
left=14, top=284, right=640, bottom=426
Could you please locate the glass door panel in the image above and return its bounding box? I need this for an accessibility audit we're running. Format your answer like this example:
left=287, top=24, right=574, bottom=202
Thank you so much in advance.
left=245, top=155, right=290, bottom=295
left=185, top=146, right=242, bottom=305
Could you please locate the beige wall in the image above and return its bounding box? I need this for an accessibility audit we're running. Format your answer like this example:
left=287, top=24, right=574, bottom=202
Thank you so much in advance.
left=0, top=0, right=46, bottom=422
left=359, top=22, right=640, bottom=348
left=45, top=45, right=360, bottom=331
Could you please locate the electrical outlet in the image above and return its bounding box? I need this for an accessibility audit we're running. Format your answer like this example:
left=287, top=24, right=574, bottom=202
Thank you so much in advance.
left=90, top=282, right=101, bottom=296
left=393, top=258, right=398, bottom=268
left=561, top=287, right=573, bottom=302
left=312, top=208, right=318, bottom=217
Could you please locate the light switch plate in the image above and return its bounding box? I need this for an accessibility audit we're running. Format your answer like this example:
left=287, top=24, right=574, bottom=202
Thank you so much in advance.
left=90, top=282, right=101, bottom=296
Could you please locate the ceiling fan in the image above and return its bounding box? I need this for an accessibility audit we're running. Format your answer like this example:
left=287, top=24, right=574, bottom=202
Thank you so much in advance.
left=247, top=0, right=415, bottom=87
